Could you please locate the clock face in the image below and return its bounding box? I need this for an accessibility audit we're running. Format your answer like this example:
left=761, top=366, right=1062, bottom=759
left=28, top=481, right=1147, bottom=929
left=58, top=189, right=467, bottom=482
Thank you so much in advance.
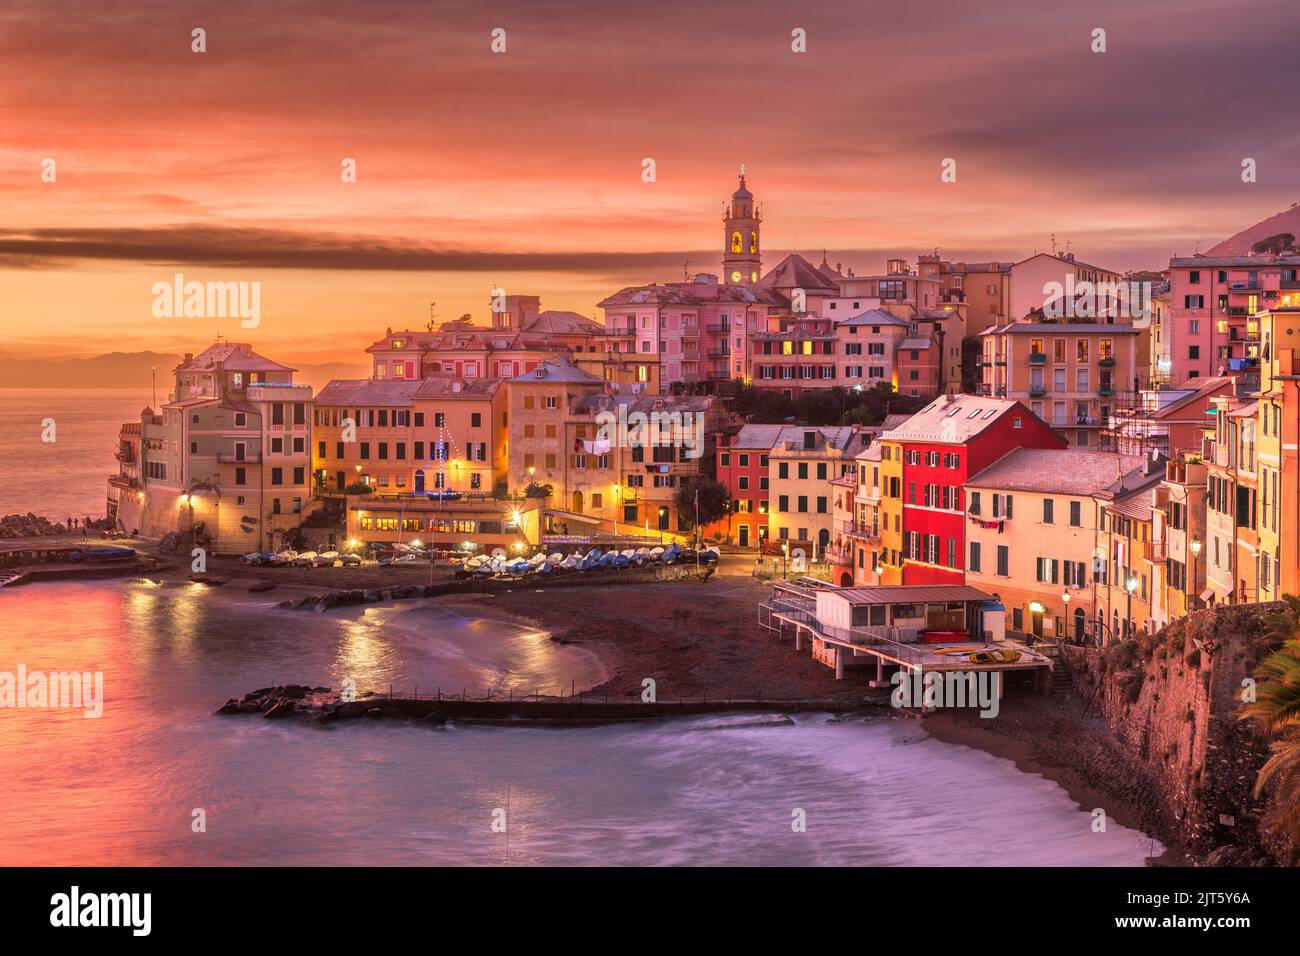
left=731, top=271, right=742, bottom=283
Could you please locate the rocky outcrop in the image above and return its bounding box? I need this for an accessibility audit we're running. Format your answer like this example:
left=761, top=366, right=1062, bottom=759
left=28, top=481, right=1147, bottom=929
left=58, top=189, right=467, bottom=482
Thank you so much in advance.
left=0, top=512, right=116, bottom=539
left=1065, top=603, right=1298, bottom=866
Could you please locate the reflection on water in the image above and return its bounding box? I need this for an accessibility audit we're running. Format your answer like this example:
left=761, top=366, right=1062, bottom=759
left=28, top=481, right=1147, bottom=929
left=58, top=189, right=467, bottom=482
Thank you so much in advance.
left=0, top=580, right=1160, bottom=865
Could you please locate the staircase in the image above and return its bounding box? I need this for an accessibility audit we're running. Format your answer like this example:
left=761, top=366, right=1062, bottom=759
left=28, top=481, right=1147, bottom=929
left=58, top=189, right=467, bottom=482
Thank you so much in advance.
left=1051, top=656, right=1074, bottom=694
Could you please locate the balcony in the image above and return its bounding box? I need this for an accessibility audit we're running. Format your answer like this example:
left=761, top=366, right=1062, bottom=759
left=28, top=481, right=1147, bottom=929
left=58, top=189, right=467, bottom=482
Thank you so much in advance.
left=1098, top=357, right=1116, bottom=368
left=1282, top=278, right=1300, bottom=290
left=1028, top=385, right=1047, bottom=397
left=1097, top=386, right=1115, bottom=397
left=218, top=453, right=261, bottom=463
left=823, top=543, right=854, bottom=565
left=1028, top=352, right=1048, bottom=364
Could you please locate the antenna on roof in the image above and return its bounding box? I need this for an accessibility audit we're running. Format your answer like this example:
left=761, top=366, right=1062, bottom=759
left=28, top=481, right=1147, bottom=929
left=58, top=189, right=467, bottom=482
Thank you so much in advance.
left=1050, top=234, right=1057, bottom=257
left=427, top=301, right=438, bottom=332
left=684, top=259, right=691, bottom=281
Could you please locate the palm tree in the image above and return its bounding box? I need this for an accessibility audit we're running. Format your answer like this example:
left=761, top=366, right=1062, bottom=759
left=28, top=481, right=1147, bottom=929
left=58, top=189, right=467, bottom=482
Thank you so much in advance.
left=1241, top=614, right=1300, bottom=839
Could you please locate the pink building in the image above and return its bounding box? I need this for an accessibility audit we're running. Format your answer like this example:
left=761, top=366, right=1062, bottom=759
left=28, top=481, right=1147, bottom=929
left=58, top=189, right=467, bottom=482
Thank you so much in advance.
left=1164, top=255, right=1300, bottom=385
left=598, top=276, right=766, bottom=388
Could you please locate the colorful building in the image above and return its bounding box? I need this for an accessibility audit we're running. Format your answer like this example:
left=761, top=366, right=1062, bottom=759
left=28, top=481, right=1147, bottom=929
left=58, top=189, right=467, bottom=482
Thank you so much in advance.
left=965, top=448, right=1145, bottom=643
left=980, top=319, right=1143, bottom=447
left=878, top=394, right=1067, bottom=586
left=766, top=426, right=870, bottom=556
left=109, top=343, right=315, bottom=554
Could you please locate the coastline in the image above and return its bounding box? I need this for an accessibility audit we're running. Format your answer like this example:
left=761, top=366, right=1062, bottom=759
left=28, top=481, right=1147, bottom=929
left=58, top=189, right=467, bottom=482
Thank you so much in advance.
left=923, top=700, right=1185, bottom=865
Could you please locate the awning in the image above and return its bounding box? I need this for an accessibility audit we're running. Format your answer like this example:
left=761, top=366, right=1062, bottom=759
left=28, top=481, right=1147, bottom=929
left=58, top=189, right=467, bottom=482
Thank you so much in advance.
left=543, top=508, right=602, bottom=526
left=1200, top=587, right=1214, bottom=602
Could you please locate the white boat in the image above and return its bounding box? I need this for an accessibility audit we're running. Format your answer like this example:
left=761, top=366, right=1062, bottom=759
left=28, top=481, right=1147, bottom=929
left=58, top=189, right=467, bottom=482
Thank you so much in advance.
left=292, top=551, right=318, bottom=566
left=559, top=553, right=582, bottom=570
left=270, top=549, right=297, bottom=566
left=337, top=553, right=361, bottom=567
left=546, top=552, right=564, bottom=565
left=314, top=551, right=339, bottom=566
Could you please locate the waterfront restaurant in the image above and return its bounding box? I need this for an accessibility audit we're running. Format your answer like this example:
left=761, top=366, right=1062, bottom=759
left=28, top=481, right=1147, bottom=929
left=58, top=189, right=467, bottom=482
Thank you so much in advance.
left=348, top=494, right=542, bottom=553
left=759, top=579, right=1052, bottom=690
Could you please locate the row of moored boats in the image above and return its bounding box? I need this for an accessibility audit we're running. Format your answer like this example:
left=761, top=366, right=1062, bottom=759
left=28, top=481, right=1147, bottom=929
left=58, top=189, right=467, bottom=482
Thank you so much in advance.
left=458, top=544, right=718, bottom=578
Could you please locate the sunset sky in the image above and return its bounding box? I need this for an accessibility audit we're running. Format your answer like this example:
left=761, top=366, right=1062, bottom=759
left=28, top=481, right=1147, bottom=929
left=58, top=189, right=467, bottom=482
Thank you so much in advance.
left=2, top=0, right=1298, bottom=364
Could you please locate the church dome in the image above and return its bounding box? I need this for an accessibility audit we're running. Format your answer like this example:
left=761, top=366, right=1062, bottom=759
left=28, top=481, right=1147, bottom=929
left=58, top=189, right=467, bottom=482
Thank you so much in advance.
left=732, top=176, right=752, bottom=200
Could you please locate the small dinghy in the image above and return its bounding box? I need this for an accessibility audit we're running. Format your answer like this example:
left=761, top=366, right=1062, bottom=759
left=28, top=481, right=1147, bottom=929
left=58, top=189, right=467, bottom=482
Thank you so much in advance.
left=648, top=546, right=665, bottom=562
left=662, top=544, right=681, bottom=565
left=314, top=551, right=339, bottom=567
left=270, top=549, right=297, bottom=566
left=699, top=546, right=720, bottom=564
left=292, top=551, right=318, bottom=566
left=337, top=553, right=362, bottom=567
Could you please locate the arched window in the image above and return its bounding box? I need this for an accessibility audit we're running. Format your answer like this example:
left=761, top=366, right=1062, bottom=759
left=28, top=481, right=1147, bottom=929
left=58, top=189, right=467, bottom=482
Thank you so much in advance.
left=731, top=231, right=742, bottom=254
left=749, top=232, right=758, bottom=254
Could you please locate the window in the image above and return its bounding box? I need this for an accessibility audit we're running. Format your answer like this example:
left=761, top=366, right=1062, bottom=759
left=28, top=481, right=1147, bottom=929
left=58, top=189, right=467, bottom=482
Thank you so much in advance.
left=969, top=541, right=981, bottom=573
left=1069, top=500, right=1082, bottom=527
left=996, top=545, right=1009, bottom=576
left=1042, top=498, right=1054, bottom=524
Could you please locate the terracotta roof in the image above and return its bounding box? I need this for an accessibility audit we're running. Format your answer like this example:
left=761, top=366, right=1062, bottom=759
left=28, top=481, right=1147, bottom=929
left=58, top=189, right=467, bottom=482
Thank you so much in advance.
left=758, top=254, right=841, bottom=294
left=524, top=311, right=604, bottom=336
left=177, top=343, right=294, bottom=373
left=968, top=449, right=1147, bottom=495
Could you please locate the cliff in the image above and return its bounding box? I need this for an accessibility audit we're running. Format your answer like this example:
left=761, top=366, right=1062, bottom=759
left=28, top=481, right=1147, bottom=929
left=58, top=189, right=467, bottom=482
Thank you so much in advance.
left=1066, top=603, right=1297, bottom=865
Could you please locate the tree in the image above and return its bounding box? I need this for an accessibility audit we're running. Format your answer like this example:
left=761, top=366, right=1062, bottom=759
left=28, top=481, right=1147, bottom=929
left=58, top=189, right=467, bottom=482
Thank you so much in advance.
left=523, top=482, right=553, bottom=500
left=1252, top=233, right=1296, bottom=256
left=960, top=336, right=983, bottom=393
left=1241, top=595, right=1300, bottom=840
left=673, top=476, right=729, bottom=530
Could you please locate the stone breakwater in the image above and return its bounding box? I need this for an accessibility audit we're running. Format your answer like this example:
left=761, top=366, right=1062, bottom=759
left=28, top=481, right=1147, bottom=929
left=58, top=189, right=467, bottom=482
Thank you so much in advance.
left=1, top=512, right=113, bottom=538
left=215, top=684, right=867, bottom=727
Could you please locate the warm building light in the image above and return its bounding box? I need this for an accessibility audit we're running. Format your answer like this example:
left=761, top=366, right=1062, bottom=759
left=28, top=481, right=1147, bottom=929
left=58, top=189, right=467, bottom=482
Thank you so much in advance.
left=1125, top=576, right=1139, bottom=594
left=1028, top=601, right=1044, bottom=614
left=1189, top=538, right=1202, bottom=556
left=1062, top=590, right=1071, bottom=605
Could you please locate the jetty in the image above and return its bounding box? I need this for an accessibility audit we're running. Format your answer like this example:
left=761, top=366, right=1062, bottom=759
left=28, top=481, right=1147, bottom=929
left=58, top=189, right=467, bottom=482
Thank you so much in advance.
left=216, top=684, right=868, bottom=726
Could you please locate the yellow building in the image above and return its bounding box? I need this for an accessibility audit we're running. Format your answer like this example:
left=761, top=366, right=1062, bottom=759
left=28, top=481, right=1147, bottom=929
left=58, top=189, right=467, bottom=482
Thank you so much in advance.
left=766, top=427, right=869, bottom=558
left=110, top=343, right=315, bottom=554
left=964, top=448, right=1144, bottom=643
left=876, top=438, right=905, bottom=584
left=1255, top=304, right=1300, bottom=601
left=312, top=377, right=507, bottom=498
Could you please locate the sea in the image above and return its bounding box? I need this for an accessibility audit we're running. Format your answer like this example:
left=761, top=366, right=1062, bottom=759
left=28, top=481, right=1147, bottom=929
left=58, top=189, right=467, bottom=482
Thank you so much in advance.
left=0, top=389, right=1161, bottom=865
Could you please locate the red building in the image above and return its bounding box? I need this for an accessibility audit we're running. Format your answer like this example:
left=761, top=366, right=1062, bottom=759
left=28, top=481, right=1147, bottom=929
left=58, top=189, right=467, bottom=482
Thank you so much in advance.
left=710, top=424, right=785, bottom=547
left=881, top=394, right=1066, bottom=586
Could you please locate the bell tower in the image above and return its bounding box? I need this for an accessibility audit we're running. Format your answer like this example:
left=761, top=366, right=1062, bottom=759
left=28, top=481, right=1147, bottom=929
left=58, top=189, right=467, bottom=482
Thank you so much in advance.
left=722, top=164, right=761, bottom=286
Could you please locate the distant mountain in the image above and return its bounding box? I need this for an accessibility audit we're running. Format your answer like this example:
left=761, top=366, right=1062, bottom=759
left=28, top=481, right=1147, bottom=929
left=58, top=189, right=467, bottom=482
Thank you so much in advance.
left=1206, top=202, right=1300, bottom=256
left=0, top=351, right=369, bottom=391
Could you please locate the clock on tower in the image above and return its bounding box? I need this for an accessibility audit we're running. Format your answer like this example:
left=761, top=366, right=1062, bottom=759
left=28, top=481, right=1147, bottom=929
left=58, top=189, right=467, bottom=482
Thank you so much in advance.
left=722, top=165, right=761, bottom=286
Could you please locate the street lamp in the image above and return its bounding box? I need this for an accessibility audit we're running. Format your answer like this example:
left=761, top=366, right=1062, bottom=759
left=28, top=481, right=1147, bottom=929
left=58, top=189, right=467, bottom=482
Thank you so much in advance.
left=1124, top=574, right=1139, bottom=639
left=611, top=484, right=621, bottom=540
left=1062, top=589, right=1072, bottom=643
left=781, top=540, right=790, bottom=578
left=1189, top=538, right=1202, bottom=610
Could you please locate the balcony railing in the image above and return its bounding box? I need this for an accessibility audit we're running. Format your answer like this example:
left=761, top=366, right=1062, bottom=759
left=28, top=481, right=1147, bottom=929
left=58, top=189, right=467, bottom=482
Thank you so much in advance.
left=218, top=453, right=261, bottom=463
left=1028, top=352, right=1048, bottom=364
left=1098, top=357, right=1116, bottom=367
left=1029, top=385, right=1047, bottom=397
